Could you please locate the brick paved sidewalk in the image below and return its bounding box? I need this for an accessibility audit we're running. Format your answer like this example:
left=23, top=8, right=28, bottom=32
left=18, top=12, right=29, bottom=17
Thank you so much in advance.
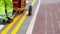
left=32, top=4, right=60, bottom=34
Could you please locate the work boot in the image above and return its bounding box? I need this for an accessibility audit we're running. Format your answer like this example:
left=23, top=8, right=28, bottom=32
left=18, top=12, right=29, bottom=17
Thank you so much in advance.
left=0, top=19, right=3, bottom=25
left=7, top=17, right=13, bottom=23
left=2, top=18, right=8, bottom=25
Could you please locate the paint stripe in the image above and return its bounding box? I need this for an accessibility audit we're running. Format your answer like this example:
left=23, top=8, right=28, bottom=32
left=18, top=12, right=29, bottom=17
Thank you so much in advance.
left=26, top=0, right=41, bottom=34
left=0, top=25, right=5, bottom=30
left=11, top=11, right=28, bottom=34
left=1, top=0, right=37, bottom=34
left=11, top=0, right=36, bottom=34
left=1, top=14, right=21, bottom=34
left=31, top=0, right=36, bottom=6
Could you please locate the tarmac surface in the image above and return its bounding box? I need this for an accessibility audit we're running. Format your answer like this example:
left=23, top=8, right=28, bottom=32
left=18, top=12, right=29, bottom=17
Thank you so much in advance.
left=0, top=0, right=39, bottom=34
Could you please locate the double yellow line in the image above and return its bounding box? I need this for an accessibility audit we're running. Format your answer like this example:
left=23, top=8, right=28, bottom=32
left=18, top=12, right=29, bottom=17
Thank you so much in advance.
left=11, top=11, right=28, bottom=34
left=1, top=0, right=36, bottom=34
left=1, top=14, right=21, bottom=34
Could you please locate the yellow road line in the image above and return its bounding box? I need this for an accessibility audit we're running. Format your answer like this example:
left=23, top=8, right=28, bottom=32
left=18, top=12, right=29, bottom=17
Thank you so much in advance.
left=11, top=0, right=36, bottom=34
left=31, top=0, right=36, bottom=6
left=1, top=14, right=21, bottom=34
left=1, top=0, right=36, bottom=34
left=11, top=11, right=28, bottom=34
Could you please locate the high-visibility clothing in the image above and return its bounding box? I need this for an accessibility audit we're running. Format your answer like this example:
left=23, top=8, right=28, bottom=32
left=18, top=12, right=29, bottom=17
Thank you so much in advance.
left=0, top=0, right=13, bottom=20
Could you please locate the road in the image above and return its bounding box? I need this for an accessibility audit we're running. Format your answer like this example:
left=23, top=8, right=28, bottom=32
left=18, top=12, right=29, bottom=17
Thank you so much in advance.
left=0, top=0, right=39, bottom=34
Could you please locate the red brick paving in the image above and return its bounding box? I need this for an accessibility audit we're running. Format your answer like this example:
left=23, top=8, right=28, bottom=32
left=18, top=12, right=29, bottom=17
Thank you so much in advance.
left=32, top=4, right=60, bottom=34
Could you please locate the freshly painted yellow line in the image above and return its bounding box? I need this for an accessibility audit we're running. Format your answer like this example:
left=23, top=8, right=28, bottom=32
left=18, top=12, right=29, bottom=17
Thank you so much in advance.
left=11, top=11, right=28, bottom=34
left=1, top=14, right=21, bottom=34
left=31, top=0, right=36, bottom=6
left=11, top=0, right=36, bottom=34
left=1, top=0, right=36, bottom=34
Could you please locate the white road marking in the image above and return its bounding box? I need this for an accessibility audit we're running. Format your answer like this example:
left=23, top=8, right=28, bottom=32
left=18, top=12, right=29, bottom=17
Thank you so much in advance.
left=26, top=0, right=41, bottom=34
left=0, top=24, right=5, bottom=30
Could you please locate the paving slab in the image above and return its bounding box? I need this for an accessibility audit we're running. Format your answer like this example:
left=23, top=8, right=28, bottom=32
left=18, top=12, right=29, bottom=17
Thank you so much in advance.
left=32, top=3, right=60, bottom=34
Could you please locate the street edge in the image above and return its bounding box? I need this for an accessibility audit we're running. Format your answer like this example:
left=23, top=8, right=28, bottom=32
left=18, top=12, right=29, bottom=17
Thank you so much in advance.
left=26, top=0, right=41, bottom=34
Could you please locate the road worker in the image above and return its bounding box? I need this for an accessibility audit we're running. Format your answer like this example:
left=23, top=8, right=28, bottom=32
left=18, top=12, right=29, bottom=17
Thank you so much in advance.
left=0, top=0, right=13, bottom=23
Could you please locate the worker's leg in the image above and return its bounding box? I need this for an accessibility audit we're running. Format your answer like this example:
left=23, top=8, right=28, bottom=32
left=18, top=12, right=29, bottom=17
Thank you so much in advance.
left=0, top=0, right=7, bottom=23
left=5, top=0, right=13, bottom=19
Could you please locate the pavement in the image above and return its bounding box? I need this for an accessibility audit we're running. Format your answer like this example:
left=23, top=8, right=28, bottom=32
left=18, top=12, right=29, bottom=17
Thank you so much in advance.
left=32, top=0, right=60, bottom=34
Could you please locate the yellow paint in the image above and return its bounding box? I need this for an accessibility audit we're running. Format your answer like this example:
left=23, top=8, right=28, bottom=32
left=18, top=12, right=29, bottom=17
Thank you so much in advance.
left=1, top=14, right=21, bottom=34
left=11, top=11, right=28, bottom=34
left=31, top=0, right=36, bottom=6
left=1, top=0, right=36, bottom=34
left=11, top=0, right=36, bottom=34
